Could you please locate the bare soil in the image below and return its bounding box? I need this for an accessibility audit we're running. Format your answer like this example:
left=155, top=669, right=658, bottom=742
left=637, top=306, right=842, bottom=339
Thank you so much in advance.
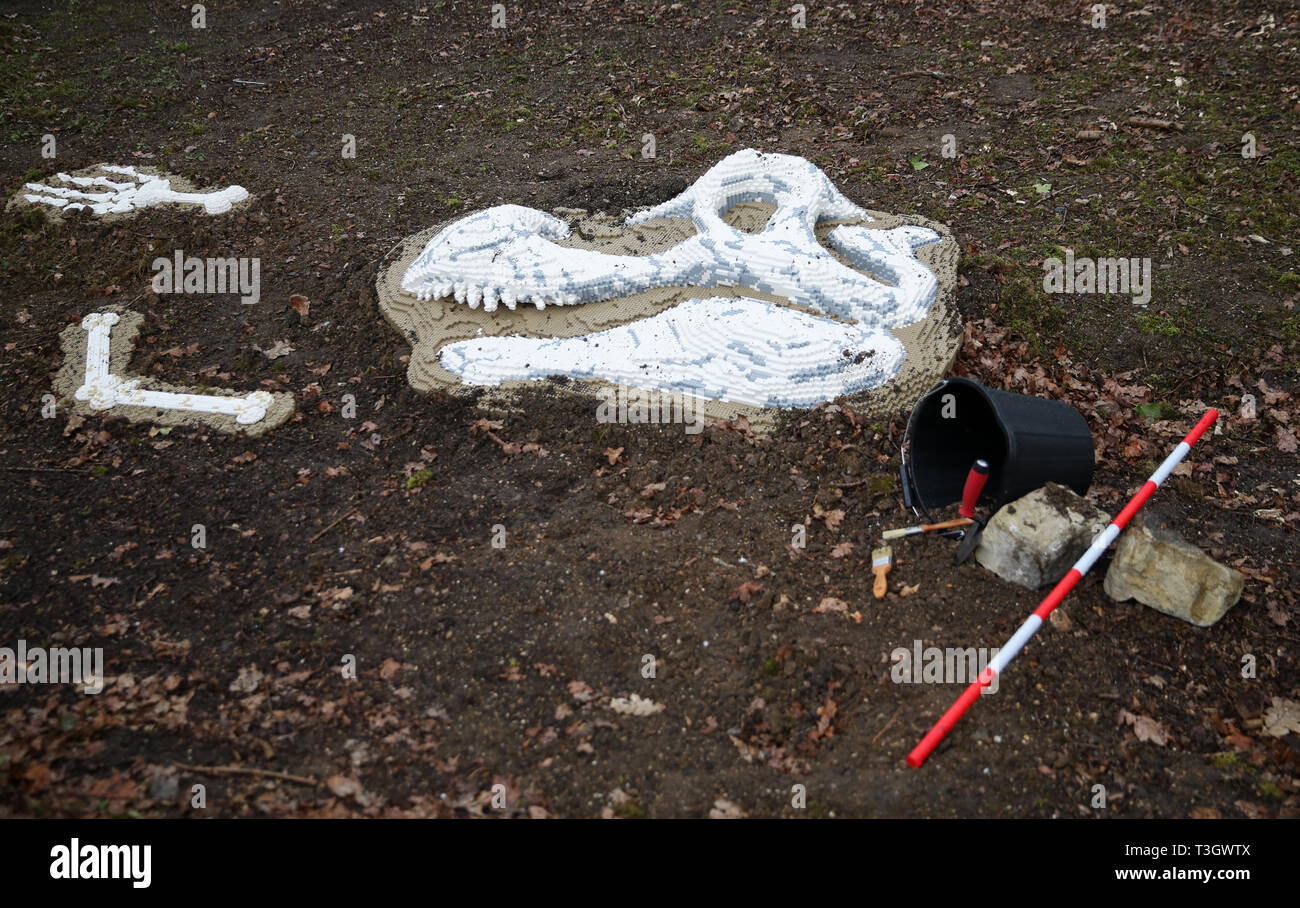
left=1, top=0, right=1297, bottom=818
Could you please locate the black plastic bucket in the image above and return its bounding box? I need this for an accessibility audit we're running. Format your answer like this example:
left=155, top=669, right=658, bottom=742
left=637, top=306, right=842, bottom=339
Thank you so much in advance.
left=900, top=377, right=1094, bottom=517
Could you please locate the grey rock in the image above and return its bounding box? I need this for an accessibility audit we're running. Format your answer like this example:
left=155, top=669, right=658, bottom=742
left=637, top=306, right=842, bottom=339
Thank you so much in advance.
left=1104, top=509, right=1245, bottom=627
left=148, top=772, right=179, bottom=802
left=975, top=483, right=1111, bottom=589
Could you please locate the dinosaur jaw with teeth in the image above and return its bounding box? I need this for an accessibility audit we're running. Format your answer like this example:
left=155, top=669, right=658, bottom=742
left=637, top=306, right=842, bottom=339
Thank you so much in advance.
left=400, top=150, right=941, bottom=326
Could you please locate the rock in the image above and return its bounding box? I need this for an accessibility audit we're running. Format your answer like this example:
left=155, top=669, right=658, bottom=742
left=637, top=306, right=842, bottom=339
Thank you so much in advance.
left=1103, top=509, right=1244, bottom=627
left=975, top=483, right=1110, bottom=589
left=148, top=771, right=179, bottom=802
left=1048, top=607, right=1072, bottom=632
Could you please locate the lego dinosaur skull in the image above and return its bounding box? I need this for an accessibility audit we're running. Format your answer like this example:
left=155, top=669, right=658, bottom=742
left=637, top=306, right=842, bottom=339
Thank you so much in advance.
left=385, top=149, right=959, bottom=413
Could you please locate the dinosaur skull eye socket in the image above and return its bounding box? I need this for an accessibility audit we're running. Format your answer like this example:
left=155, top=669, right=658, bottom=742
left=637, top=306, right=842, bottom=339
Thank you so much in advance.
left=716, top=192, right=776, bottom=234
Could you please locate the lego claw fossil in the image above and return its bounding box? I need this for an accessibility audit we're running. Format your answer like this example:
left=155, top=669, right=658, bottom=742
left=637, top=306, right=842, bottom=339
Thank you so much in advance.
left=23, top=165, right=248, bottom=216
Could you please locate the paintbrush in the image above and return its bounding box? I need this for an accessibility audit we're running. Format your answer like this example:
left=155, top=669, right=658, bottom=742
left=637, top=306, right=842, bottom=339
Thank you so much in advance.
left=881, top=517, right=973, bottom=540
left=872, top=545, right=892, bottom=599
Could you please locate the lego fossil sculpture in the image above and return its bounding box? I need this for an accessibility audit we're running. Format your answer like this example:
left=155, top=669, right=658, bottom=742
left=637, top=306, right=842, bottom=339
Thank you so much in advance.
left=15, top=164, right=249, bottom=218
left=379, top=149, right=960, bottom=420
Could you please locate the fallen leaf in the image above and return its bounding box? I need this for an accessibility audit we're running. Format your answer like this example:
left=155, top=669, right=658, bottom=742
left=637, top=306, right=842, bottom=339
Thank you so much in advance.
left=289, top=294, right=310, bottom=318
left=567, top=680, right=595, bottom=702
left=609, top=694, right=664, bottom=716
left=709, top=798, right=746, bottom=819
left=1119, top=708, right=1170, bottom=746
left=1234, top=800, right=1269, bottom=819
left=1263, top=698, right=1300, bottom=738
left=813, top=504, right=845, bottom=530
left=259, top=340, right=294, bottom=360
left=326, top=775, right=362, bottom=798
left=229, top=665, right=263, bottom=694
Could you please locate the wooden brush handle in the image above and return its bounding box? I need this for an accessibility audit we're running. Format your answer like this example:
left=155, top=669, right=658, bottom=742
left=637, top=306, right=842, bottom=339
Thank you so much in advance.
left=873, top=565, right=889, bottom=598
left=927, top=517, right=974, bottom=532
left=881, top=517, right=972, bottom=540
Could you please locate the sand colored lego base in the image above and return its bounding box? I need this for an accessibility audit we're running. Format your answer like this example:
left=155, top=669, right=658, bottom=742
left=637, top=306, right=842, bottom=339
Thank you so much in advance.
left=54, top=309, right=293, bottom=436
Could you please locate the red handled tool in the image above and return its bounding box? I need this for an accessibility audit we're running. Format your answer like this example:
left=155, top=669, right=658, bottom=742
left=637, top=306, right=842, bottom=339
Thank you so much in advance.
left=958, top=459, right=990, bottom=519
left=954, top=459, right=991, bottom=563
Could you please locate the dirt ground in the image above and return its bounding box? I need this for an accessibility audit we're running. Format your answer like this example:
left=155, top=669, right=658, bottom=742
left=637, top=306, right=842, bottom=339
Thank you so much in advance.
left=1, top=1, right=1297, bottom=818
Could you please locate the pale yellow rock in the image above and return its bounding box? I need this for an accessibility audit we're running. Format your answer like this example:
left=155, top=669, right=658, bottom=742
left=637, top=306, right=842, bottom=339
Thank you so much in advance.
left=1103, top=511, right=1245, bottom=627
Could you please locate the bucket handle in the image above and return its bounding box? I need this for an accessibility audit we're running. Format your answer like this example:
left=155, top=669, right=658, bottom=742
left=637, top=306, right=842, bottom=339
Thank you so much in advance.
left=898, top=379, right=946, bottom=523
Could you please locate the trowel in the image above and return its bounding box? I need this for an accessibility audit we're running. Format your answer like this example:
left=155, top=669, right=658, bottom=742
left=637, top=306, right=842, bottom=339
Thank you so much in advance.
left=954, top=459, right=991, bottom=564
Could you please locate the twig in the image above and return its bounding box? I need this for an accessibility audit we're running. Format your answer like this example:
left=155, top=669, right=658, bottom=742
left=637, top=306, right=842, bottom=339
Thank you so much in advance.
left=0, top=466, right=91, bottom=474
left=871, top=707, right=902, bottom=745
left=1127, top=116, right=1182, bottom=132
left=310, top=507, right=359, bottom=543
left=174, top=762, right=320, bottom=787
left=891, top=69, right=949, bottom=80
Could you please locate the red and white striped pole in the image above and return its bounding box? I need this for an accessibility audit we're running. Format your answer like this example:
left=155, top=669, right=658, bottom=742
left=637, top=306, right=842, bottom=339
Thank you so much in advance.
left=907, top=408, right=1220, bottom=768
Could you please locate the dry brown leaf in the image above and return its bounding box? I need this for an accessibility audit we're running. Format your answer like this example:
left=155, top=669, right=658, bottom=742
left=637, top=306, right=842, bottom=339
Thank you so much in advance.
left=813, top=504, right=845, bottom=530
left=260, top=340, right=294, bottom=360
left=229, top=665, right=263, bottom=694
left=1263, top=698, right=1300, bottom=738
left=326, top=775, right=362, bottom=798
left=1119, top=708, right=1170, bottom=746
left=709, top=798, right=746, bottom=819
left=567, top=680, right=595, bottom=702
left=640, top=482, right=667, bottom=499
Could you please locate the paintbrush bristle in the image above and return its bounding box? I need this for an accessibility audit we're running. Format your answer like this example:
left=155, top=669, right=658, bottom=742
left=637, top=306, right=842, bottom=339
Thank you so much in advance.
left=872, top=545, right=892, bottom=567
